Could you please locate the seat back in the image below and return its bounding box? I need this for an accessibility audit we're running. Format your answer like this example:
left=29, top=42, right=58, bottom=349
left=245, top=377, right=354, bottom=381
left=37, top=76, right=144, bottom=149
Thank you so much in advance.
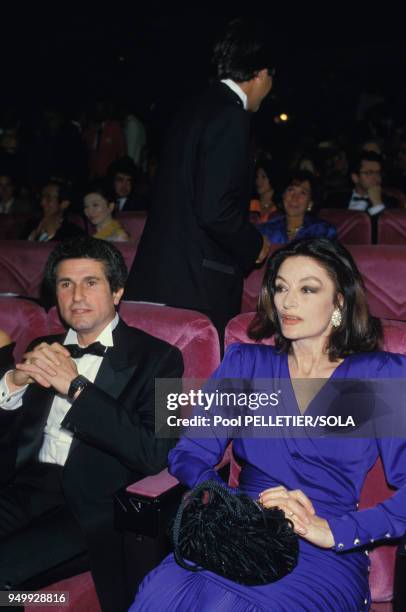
left=319, top=209, right=371, bottom=244
left=0, top=297, right=48, bottom=362
left=377, top=209, right=406, bottom=245
left=346, top=245, right=406, bottom=322
left=0, top=240, right=137, bottom=299
left=242, top=245, right=406, bottom=323
left=0, top=240, right=54, bottom=297
left=116, top=212, right=147, bottom=243
left=47, top=302, right=221, bottom=380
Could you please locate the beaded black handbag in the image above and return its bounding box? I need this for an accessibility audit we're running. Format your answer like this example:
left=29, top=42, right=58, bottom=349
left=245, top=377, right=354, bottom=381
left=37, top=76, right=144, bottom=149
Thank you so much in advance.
left=172, top=479, right=299, bottom=586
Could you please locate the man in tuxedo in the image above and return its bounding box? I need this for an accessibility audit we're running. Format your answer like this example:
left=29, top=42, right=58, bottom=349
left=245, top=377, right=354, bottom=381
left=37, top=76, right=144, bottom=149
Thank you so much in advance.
left=323, top=151, right=398, bottom=241
left=109, top=156, right=148, bottom=212
left=0, top=237, right=183, bottom=612
left=124, top=19, right=272, bottom=339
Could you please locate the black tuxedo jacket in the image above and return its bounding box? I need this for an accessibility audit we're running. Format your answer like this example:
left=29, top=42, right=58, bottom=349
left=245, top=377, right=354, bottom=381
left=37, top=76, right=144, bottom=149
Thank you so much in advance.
left=124, top=83, right=263, bottom=330
left=5, top=319, right=183, bottom=493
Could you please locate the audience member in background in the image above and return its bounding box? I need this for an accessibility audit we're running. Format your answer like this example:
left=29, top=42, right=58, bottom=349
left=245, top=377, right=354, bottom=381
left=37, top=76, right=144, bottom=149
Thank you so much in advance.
left=258, top=170, right=336, bottom=244
left=323, top=151, right=398, bottom=241
left=84, top=180, right=130, bottom=242
left=84, top=100, right=127, bottom=178
left=249, top=159, right=279, bottom=223
left=108, top=157, right=149, bottom=212
left=24, top=180, right=84, bottom=242
left=0, top=173, right=34, bottom=214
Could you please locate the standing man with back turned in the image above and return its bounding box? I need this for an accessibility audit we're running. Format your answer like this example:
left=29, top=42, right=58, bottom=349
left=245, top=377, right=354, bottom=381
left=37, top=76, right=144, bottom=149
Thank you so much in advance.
left=124, top=19, right=273, bottom=338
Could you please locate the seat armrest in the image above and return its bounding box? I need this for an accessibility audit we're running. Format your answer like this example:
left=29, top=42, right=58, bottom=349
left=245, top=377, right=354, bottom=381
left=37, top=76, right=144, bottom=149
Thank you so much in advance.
left=126, top=468, right=180, bottom=498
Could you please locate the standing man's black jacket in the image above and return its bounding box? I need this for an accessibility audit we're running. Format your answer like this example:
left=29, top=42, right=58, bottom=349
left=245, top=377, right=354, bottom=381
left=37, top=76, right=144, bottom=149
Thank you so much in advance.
left=124, top=83, right=263, bottom=332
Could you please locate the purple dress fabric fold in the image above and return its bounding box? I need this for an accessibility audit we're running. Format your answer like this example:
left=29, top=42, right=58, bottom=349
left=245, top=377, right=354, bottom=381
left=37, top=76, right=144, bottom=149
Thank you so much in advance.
left=130, top=344, right=406, bottom=611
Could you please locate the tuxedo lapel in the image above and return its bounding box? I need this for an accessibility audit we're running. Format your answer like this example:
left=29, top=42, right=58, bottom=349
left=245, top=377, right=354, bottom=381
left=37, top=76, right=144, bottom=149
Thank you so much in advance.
left=93, top=319, right=140, bottom=399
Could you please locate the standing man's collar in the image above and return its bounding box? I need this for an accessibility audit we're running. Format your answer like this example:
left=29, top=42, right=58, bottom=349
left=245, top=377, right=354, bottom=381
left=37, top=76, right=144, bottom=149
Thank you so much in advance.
left=220, top=79, right=248, bottom=110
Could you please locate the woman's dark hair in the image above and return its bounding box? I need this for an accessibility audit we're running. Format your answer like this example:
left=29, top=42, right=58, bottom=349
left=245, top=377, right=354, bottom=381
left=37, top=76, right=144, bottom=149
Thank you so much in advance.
left=212, top=18, right=274, bottom=82
left=248, top=238, right=382, bottom=360
left=83, top=179, right=116, bottom=207
left=44, top=236, right=128, bottom=294
left=282, top=170, right=320, bottom=212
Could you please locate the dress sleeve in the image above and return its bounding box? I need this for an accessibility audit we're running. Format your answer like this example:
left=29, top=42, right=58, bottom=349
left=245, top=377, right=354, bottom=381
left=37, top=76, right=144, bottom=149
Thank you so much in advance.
left=168, top=343, right=244, bottom=488
left=329, top=353, right=406, bottom=552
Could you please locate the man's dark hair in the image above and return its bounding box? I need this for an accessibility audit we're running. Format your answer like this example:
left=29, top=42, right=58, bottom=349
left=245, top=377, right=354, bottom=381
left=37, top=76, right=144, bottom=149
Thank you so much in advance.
left=44, top=236, right=128, bottom=294
left=349, top=151, right=383, bottom=176
left=248, top=238, right=382, bottom=360
left=212, top=18, right=274, bottom=82
left=108, top=156, right=137, bottom=181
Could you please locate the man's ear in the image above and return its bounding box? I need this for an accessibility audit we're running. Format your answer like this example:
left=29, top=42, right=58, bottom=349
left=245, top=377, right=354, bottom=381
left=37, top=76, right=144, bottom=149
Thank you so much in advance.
left=257, top=68, right=271, bottom=82
left=351, top=173, right=358, bottom=185
left=113, top=287, right=124, bottom=306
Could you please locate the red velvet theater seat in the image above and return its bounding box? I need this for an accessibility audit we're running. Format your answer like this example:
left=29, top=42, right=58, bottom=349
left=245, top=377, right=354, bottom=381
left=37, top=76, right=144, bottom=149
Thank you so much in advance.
left=377, top=209, right=406, bottom=245
left=0, top=297, right=48, bottom=361
left=242, top=245, right=406, bottom=323
left=0, top=240, right=137, bottom=300
left=224, top=312, right=406, bottom=607
left=0, top=241, right=54, bottom=298
left=29, top=303, right=221, bottom=611
left=319, top=209, right=371, bottom=244
left=347, top=245, right=406, bottom=323
left=0, top=213, right=37, bottom=240
left=116, top=211, right=147, bottom=243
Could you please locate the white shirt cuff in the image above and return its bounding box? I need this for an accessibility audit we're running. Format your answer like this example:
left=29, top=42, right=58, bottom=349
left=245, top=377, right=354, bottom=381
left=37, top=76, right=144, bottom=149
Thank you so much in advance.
left=367, top=203, right=385, bottom=216
left=0, top=372, right=28, bottom=411
left=348, top=201, right=368, bottom=211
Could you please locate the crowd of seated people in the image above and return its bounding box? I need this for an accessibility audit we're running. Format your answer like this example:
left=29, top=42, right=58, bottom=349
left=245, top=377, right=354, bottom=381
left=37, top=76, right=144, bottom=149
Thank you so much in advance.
left=1, top=87, right=406, bottom=612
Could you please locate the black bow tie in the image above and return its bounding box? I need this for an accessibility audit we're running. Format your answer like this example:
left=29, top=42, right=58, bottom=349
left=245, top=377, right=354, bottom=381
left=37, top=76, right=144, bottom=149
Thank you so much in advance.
left=65, top=342, right=107, bottom=359
left=352, top=195, right=369, bottom=202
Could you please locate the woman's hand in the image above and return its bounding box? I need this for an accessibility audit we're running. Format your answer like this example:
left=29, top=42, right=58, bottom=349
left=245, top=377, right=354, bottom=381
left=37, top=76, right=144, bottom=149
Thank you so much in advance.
left=259, top=485, right=335, bottom=549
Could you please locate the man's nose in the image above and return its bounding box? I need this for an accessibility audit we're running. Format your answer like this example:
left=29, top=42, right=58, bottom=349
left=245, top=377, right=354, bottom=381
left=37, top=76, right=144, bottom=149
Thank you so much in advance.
left=72, top=285, right=84, bottom=301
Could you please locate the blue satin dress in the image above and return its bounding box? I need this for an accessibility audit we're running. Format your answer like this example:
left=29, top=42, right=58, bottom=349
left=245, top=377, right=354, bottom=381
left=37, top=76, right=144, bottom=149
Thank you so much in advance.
left=130, top=344, right=406, bottom=611
left=258, top=213, right=337, bottom=244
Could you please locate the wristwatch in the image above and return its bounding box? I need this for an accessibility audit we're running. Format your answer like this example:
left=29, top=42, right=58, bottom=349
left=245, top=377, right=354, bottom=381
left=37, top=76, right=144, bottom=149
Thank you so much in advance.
left=68, top=375, right=90, bottom=400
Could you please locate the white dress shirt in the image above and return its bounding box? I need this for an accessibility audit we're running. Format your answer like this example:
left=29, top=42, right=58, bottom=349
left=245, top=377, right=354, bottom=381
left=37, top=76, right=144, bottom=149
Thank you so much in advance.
left=220, top=79, right=248, bottom=110
left=348, top=190, right=385, bottom=216
left=0, top=313, right=119, bottom=466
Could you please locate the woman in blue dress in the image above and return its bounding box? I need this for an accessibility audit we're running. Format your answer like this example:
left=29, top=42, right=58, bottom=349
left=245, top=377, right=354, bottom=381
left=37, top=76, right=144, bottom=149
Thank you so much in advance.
left=130, top=238, right=406, bottom=611
left=258, top=171, right=337, bottom=244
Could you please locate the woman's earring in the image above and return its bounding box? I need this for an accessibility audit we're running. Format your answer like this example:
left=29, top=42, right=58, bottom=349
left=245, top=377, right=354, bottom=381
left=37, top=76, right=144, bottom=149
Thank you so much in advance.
left=331, top=308, right=342, bottom=328
left=307, top=201, right=313, bottom=212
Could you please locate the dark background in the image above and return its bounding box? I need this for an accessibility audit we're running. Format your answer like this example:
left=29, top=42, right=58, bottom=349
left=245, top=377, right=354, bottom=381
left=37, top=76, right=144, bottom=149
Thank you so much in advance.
left=2, top=3, right=405, bottom=148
